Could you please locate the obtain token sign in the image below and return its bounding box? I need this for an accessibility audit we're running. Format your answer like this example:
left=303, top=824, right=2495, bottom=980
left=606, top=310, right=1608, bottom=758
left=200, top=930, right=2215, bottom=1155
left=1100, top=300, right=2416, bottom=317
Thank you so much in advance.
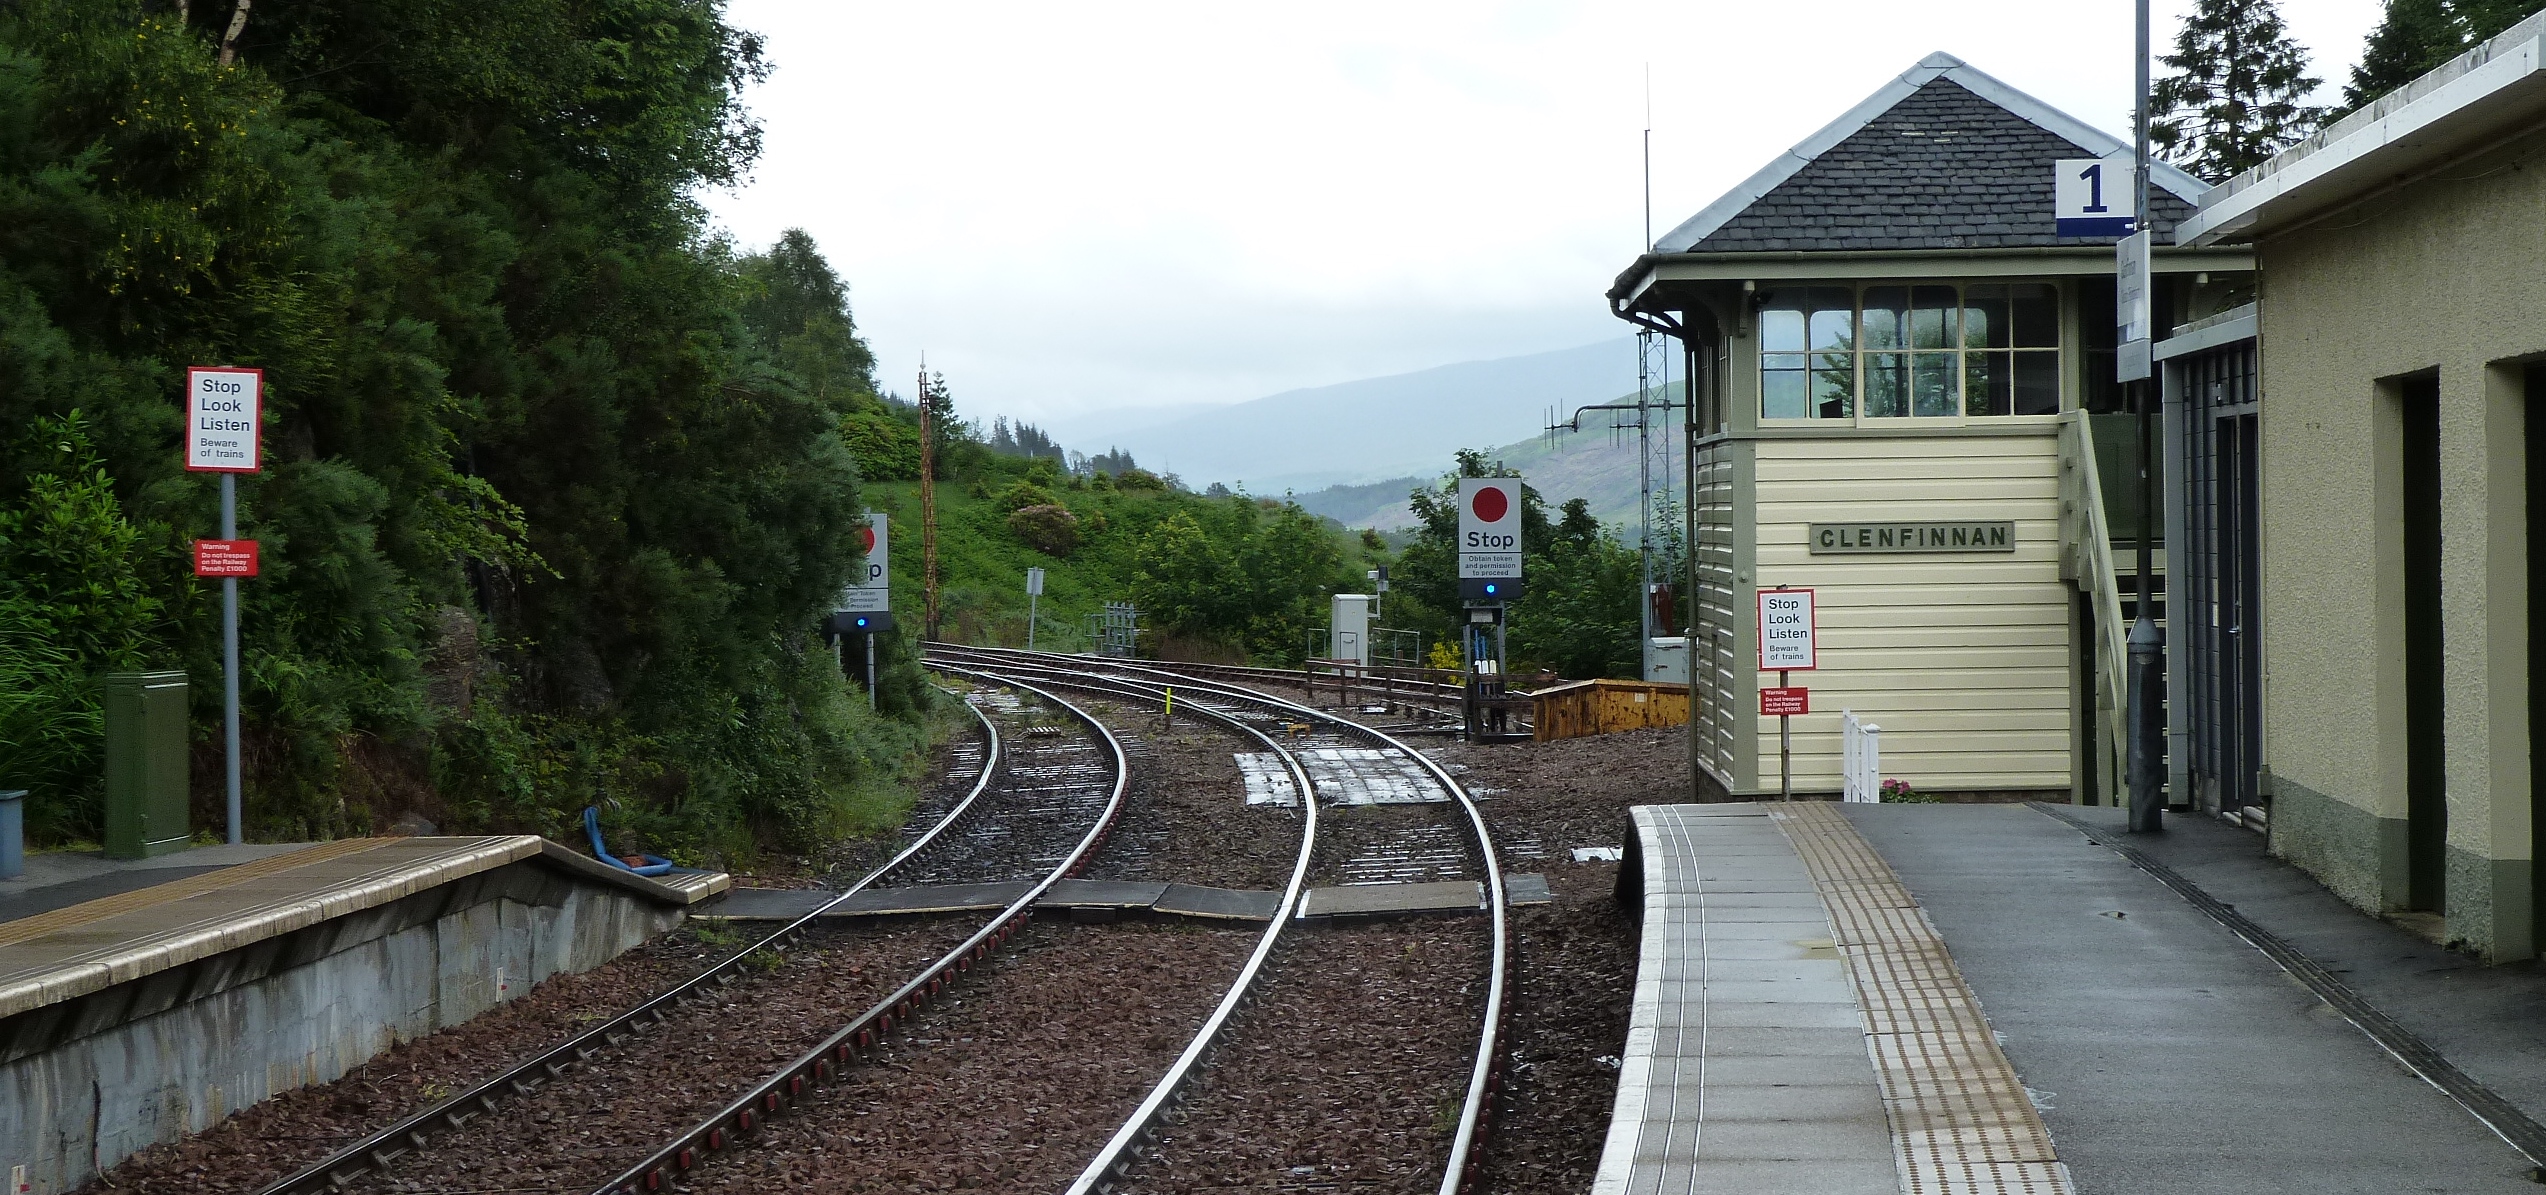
left=1759, top=686, right=1810, bottom=716
left=1757, top=588, right=1817, bottom=671
left=184, top=366, right=264, bottom=473
left=1457, top=478, right=1522, bottom=580
left=193, top=539, right=260, bottom=578
left=838, top=512, right=890, bottom=614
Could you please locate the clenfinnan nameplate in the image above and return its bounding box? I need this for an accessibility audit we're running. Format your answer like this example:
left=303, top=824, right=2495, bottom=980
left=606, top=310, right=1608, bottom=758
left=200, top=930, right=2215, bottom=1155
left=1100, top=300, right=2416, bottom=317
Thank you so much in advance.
left=1808, top=521, right=2015, bottom=554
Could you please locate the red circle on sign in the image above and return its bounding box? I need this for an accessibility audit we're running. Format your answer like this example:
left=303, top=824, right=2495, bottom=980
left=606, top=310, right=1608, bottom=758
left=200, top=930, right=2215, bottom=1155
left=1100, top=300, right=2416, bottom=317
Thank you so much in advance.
left=856, top=525, right=876, bottom=553
left=1470, top=486, right=1509, bottom=523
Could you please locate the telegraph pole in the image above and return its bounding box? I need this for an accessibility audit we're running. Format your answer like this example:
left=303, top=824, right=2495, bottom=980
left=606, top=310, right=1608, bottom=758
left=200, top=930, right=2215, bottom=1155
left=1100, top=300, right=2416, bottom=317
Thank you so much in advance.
left=918, top=367, right=942, bottom=643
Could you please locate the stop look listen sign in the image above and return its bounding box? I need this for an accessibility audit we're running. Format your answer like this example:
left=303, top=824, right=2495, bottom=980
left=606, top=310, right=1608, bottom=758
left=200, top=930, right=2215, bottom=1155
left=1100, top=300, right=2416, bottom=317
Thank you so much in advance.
left=185, top=366, right=263, bottom=473
left=1757, top=588, right=1817, bottom=671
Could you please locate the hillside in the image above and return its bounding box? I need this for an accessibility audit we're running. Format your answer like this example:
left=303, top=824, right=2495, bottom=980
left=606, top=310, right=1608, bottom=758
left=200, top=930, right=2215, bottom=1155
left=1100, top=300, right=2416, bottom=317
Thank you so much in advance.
left=1295, top=383, right=1689, bottom=532
left=1044, top=339, right=1638, bottom=494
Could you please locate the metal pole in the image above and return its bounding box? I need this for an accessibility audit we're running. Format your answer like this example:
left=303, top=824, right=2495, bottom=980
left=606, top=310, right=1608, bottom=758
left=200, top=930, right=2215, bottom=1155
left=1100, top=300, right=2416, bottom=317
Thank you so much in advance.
left=1027, top=590, right=1038, bottom=650
left=1688, top=339, right=1704, bottom=802
left=221, top=472, right=242, bottom=845
left=2127, top=0, right=2165, bottom=833
left=865, top=633, right=877, bottom=709
left=1778, top=667, right=1793, bottom=802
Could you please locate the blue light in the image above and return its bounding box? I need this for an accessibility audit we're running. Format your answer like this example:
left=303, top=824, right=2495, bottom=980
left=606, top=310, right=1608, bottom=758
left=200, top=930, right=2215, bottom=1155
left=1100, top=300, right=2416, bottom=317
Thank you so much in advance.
left=1483, top=583, right=1498, bottom=595
left=854, top=617, right=870, bottom=629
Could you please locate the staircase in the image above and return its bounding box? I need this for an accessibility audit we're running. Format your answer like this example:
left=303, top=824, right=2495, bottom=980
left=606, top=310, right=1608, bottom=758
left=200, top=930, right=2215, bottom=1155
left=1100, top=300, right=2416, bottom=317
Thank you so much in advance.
left=2060, top=412, right=2165, bottom=806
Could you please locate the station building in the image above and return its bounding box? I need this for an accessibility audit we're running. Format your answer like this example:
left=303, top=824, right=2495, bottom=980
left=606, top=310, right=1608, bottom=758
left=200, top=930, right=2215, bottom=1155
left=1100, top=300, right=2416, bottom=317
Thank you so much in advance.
left=2170, top=11, right=2546, bottom=960
left=1610, top=53, right=2252, bottom=800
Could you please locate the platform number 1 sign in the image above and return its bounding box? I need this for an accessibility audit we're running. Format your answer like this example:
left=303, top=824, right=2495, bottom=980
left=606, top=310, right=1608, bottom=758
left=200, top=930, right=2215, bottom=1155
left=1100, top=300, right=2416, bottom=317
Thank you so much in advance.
left=2054, top=155, right=2137, bottom=239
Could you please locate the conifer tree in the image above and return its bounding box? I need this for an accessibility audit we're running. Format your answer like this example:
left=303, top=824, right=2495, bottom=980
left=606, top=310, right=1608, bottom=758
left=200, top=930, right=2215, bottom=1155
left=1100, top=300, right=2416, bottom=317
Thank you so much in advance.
left=2457, top=0, right=2541, bottom=41
left=2342, top=0, right=2466, bottom=113
left=2150, top=0, right=2328, bottom=182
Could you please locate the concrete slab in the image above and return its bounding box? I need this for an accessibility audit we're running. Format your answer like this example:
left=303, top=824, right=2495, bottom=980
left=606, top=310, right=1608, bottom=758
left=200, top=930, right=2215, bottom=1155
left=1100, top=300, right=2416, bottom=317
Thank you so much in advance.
left=1153, top=883, right=1282, bottom=921
left=1300, top=879, right=1482, bottom=918
left=1844, top=803, right=2544, bottom=1194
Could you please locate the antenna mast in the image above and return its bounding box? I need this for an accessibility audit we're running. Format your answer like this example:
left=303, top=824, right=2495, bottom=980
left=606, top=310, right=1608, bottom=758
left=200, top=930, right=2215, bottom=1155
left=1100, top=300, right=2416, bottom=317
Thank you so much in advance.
left=919, top=363, right=942, bottom=643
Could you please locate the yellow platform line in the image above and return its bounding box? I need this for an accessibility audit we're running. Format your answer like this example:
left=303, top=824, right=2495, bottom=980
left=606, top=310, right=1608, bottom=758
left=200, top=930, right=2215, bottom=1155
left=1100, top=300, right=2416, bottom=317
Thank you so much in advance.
left=0, top=838, right=387, bottom=950
left=1775, top=803, right=2073, bottom=1195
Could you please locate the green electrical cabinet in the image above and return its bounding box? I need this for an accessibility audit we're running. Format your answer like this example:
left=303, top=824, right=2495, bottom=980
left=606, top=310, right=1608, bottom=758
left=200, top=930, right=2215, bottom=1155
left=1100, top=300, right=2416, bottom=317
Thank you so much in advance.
left=104, top=670, right=192, bottom=859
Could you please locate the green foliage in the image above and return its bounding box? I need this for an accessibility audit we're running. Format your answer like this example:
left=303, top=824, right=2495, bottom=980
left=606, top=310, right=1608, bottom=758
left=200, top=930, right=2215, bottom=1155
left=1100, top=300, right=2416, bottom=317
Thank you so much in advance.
left=995, top=479, right=1059, bottom=512
left=2345, top=0, right=2469, bottom=112
left=2151, top=0, right=2327, bottom=183
left=841, top=407, right=921, bottom=481
left=2340, top=0, right=2535, bottom=116
left=0, top=0, right=929, bottom=859
left=1116, top=468, right=1168, bottom=492
left=1008, top=503, right=1081, bottom=557
left=869, top=449, right=1359, bottom=664
left=0, top=412, right=161, bottom=838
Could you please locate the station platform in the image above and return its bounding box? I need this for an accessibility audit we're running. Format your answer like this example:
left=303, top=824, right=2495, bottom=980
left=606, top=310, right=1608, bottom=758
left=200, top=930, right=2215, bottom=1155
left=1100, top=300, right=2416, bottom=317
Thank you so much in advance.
left=1600, top=801, right=2546, bottom=1195
left=0, top=836, right=727, bottom=1193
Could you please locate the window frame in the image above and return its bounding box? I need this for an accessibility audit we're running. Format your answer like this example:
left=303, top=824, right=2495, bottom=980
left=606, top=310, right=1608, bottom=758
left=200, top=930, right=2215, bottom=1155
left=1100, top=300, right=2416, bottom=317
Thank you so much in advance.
left=1754, top=278, right=2068, bottom=427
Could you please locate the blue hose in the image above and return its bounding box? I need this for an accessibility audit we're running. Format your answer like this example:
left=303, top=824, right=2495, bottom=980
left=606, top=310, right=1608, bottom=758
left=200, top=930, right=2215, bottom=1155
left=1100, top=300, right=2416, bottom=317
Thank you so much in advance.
left=583, top=807, right=682, bottom=876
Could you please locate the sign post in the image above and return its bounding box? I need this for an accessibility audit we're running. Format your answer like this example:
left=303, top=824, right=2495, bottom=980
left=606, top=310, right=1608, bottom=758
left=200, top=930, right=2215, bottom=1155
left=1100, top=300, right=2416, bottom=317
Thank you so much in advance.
left=834, top=513, right=891, bottom=706
left=1756, top=587, right=1817, bottom=801
left=186, top=366, right=263, bottom=846
left=1025, top=567, right=1045, bottom=650
left=1457, top=477, right=1524, bottom=741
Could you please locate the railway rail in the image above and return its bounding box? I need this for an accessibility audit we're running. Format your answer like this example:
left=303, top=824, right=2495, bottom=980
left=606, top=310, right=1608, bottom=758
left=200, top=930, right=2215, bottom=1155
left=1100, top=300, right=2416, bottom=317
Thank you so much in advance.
left=253, top=674, right=1123, bottom=1195
left=941, top=644, right=1488, bottom=730
left=928, top=645, right=1512, bottom=1195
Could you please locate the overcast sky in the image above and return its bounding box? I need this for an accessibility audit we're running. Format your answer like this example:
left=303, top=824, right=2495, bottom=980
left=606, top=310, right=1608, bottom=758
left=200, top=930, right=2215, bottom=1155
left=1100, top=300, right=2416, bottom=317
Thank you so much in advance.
left=703, top=1, right=2382, bottom=431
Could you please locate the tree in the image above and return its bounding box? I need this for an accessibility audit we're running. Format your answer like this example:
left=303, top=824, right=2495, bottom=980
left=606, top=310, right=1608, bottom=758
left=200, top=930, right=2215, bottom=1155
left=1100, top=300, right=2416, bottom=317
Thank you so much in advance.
left=2150, top=0, right=2327, bottom=182
left=2458, top=0, right=2539, bottom=42
left=2342, top=0, right=2466, bottom=113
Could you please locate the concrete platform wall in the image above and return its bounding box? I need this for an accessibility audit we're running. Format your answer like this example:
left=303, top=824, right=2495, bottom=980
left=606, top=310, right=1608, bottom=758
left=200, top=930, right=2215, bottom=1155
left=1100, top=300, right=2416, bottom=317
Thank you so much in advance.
left=0, top=869, right=681, bottom=1192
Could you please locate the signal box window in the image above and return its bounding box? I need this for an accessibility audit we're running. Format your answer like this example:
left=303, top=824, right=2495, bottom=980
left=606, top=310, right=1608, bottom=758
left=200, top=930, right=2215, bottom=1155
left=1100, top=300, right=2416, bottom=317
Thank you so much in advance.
left=1759, top=282, right=2060, bottom=421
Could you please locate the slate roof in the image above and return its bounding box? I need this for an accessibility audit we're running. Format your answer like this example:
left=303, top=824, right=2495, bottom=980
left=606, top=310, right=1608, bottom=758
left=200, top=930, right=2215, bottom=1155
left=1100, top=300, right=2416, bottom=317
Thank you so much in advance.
left=1654, top=54, right=2204, bottom=256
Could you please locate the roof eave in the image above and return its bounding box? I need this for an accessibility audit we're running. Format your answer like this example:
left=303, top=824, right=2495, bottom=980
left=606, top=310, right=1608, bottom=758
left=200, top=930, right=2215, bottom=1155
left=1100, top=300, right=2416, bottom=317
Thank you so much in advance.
left=1652, top=52, right=2207, bottom=256
left=2180, top=26, right=2546, bottom=246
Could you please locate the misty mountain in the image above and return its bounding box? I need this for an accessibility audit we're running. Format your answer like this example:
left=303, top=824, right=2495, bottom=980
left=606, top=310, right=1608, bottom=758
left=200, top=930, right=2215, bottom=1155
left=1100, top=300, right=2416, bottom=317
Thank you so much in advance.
left=1043, top=339, right=1639, bottom=494
left=1292, top=382, right=1688, bottom=533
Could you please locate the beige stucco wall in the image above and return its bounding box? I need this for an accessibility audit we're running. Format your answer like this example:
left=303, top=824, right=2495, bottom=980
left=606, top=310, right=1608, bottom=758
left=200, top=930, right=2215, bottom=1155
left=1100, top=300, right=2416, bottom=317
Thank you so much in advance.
left=2256, top=125, right=2546, bottom=958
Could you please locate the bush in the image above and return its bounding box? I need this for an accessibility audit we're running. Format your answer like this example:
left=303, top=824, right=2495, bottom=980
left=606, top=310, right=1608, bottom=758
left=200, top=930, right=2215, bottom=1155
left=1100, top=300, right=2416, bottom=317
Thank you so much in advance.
left=995, top=479, right=1059, bottom=512
left=1008, top=504, right=1081, bottom=556
left=1116, top=468, right=1168, bottom=492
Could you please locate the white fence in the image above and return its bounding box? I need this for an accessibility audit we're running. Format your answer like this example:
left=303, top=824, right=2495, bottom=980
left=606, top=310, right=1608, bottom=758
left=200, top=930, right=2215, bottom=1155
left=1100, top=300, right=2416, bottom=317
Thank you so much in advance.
left=1841, top=710, right=1881, bottom=803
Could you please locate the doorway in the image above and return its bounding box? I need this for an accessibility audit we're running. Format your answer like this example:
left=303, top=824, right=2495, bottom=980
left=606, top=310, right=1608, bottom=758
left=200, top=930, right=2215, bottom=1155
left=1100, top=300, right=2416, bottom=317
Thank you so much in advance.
left=2401, top=374, right=2446, bottom=914
left=2528, top=364, right=2544, bottom=953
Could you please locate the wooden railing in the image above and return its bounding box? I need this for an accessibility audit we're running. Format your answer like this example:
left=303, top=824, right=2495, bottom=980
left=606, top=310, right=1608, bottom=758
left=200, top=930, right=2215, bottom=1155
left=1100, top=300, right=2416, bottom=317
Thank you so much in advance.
left=2059, top=410, right=2131, bottom=796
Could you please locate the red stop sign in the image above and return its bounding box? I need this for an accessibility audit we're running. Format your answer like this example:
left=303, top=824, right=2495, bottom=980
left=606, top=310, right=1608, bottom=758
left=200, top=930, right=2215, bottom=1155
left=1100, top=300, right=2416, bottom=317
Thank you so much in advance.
left=856, top=525, right=877, bottom=553
left=1470, top=485, right=1509, bottom=523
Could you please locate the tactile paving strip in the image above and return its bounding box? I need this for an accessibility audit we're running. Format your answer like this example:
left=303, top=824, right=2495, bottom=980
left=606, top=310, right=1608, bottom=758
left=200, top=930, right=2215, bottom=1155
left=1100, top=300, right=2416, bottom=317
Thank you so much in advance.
left=1774, top=803, right=2074, bottom=1195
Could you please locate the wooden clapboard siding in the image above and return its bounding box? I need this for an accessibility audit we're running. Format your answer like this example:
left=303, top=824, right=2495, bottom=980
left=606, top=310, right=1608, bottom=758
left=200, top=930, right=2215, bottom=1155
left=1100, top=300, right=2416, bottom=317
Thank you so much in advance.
left=1748, top=431, right=2070, bottom=792
left=1691, top=440, right=1744, bottom=790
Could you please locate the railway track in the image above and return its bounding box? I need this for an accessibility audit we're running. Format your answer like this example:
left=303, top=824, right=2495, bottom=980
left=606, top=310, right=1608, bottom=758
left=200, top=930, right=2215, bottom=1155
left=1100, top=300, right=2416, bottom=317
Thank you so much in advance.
left=252, top=674, right=1125, bottom=1195
left=946, top=645, right=1484, bottom=731
left=929, top=645, right=1512, bottom=1195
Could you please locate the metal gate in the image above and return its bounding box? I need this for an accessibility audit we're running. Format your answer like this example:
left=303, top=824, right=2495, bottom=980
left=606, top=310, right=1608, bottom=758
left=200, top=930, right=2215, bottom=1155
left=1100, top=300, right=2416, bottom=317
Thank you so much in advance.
left=2172, top=335, right=2262, bottom=815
